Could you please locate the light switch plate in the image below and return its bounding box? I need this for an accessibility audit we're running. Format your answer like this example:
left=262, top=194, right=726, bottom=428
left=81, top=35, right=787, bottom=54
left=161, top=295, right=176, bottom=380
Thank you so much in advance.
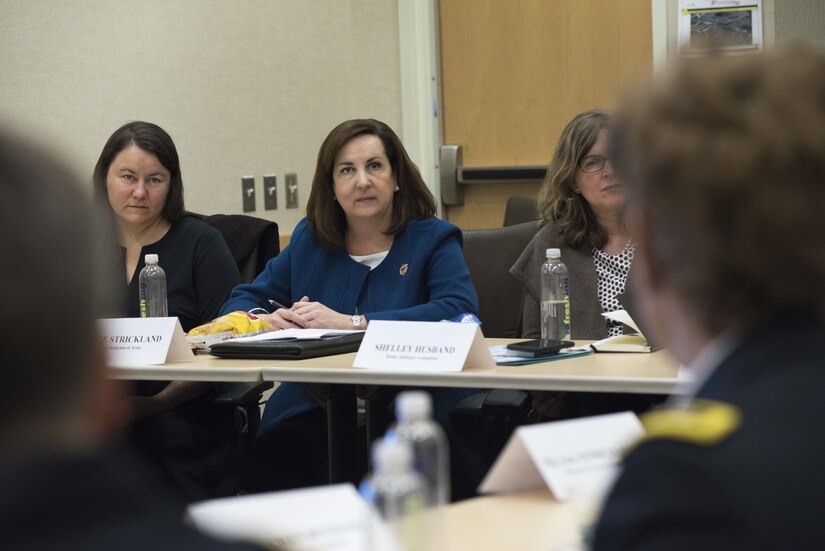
left=263, top=174, right=277, bottom=210
left=286, top=173, right=298, bottom=209
left=241, top=176, right=256, bottom=212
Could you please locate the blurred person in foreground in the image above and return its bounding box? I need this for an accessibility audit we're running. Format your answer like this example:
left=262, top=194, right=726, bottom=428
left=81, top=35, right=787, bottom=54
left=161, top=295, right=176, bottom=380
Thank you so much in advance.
left=0, top=131, right=260, bottom=550
left=592, top=48, right=825, bottom=550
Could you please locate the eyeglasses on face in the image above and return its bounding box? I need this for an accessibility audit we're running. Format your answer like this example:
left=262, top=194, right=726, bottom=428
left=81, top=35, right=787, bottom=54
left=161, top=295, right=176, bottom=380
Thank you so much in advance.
left=578, top=155, right=610, bottom=173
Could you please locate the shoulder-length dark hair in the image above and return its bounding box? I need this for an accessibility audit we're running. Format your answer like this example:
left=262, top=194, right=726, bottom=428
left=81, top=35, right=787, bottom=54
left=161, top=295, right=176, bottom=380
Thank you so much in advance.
left=538, top=109, right=611, bottom=250
left=306, top=118, right=436, bottom=250
left=92, top=121, right=185, bottom=223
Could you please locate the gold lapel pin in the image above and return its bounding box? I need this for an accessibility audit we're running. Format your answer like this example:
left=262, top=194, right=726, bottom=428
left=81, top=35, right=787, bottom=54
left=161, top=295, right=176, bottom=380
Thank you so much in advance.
left=399, top=263, right=409, bottom=276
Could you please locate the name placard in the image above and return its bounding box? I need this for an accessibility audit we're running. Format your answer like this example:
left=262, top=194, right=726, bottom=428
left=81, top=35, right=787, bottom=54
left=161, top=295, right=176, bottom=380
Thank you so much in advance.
left=480, top=412, right=644, bottom=501
left=187, top=484, right=389, bottom=551
left=353, top=320, right=495, bottom=372
left=98, top=317, right=193, bottom=366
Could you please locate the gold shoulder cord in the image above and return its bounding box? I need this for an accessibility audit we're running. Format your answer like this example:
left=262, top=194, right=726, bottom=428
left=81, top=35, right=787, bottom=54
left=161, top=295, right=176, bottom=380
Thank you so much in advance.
left=640, top=399, right=742, bottom=446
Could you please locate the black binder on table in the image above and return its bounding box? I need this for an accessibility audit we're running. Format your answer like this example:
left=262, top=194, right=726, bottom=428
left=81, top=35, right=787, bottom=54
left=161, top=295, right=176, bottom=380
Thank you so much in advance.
left=208, top=331, right=365, bottom=360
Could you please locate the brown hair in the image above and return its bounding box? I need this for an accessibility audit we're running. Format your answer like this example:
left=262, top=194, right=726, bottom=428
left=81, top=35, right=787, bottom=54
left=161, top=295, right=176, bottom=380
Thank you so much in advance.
left=613, top=48, right=825, bottom=333
left=537, top=109, right=611, bottom=250
left=306, top=119, right=436, bottom=250
left=92, top=121, right=185, bottom=223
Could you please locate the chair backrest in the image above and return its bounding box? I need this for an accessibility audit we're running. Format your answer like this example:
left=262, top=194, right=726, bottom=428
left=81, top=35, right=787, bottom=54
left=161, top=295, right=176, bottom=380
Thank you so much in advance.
left=201, top=214, right=280, bottom=283
left=502, top=196, right=539, bottom=227
left=462, top=221, right=540, bottom=338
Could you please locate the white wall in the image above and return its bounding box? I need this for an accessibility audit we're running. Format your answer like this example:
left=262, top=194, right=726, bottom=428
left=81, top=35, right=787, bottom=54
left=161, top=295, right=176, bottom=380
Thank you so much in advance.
left=0, top=0, right=402, bottom=235
left=774, top=0, right=825, bottom=50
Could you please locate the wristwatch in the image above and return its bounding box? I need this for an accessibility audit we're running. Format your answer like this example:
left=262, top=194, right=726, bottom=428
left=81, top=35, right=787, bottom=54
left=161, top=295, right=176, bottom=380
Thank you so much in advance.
left=351, top=313, right=362, bottom=330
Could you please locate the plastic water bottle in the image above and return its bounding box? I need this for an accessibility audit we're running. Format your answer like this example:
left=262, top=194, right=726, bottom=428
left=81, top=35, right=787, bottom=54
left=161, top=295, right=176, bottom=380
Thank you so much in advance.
left=138, top=254, right=168, bottom=318
left=360, top=438, right=426, bottom=551
left=541, top=248, right=571, bottom=340
left=393, top=391, right=450, bottom=507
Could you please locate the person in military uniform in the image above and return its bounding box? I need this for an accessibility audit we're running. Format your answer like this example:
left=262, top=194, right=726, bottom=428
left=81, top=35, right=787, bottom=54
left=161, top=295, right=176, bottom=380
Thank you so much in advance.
left=591, top=48, right=825, bottom=550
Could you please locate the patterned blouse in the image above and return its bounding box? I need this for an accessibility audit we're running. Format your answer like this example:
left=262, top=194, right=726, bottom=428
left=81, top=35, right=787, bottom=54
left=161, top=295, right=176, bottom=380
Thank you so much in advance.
left=593, top=241, right=635, bottom=336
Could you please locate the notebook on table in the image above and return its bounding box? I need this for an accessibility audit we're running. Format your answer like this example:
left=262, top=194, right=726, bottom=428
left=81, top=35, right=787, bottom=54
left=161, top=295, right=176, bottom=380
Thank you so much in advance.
left=590, top=293, right=662, bottom=353
left=209, top=330, right=364, bottom=360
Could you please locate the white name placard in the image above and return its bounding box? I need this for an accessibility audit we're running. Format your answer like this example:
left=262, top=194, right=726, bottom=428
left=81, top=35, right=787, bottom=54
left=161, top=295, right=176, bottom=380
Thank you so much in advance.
left=480, top=411, right=644, bottom=501
left=98, top=317, right=193, bottom=366
left=187, top=484, right=394, bottom=551
left=353, top=320, right=495, bottom=372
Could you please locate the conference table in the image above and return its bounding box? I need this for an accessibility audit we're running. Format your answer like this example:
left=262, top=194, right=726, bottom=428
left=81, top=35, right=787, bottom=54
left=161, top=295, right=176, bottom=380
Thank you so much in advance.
left=109, top=339, right=684, bottom=393
left=109, top=356, right=263, bottom=382
left=109, top=339, right=686, bottom=484
left=261, top=340, right=685, bottom=483
left=109, top=341, right=682, bottom=550
left=439, top=487, right=582, bottom=551
left=255, top=339, right=684, bottom=394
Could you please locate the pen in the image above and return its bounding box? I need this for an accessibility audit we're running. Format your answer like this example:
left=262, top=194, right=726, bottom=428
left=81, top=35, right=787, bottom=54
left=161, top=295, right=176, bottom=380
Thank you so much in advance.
left=268, top=299, right=300, bottom=327
left=268, top=299, right=289, bottom=311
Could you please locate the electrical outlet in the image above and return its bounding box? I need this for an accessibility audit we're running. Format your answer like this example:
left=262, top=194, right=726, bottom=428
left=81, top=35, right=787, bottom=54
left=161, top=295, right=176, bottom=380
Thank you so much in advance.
left=242, top=176, right=256, bottom=212
left=263, top=174, right=277, bottom=210
left=286, top=173, right=298, bottom=209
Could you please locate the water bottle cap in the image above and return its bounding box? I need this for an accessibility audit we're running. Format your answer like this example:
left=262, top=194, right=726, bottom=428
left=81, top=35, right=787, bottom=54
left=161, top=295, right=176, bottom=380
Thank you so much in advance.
left=144, top=254, right=159, bottom=264
left=372, top=438, right=413, bottom=473
left=396, top=391, right=432, bottom=421
left=546, top=248, right=561, bottom=259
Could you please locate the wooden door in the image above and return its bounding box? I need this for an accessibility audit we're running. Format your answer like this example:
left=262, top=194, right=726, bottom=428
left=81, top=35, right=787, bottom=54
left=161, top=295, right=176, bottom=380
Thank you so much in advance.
left=439, top=0, right=653, bottom=228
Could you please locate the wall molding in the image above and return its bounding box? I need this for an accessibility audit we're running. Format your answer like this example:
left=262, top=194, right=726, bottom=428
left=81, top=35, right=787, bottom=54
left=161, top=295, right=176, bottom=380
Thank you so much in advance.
left=397, top=0, right=443, bottom=216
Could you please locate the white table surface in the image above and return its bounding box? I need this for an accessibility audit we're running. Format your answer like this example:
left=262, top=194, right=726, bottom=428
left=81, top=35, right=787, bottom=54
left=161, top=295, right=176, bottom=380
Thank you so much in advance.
left=258, top=339, right=686, bottom=395
left=108, top=355, right=263, bottom=382
left=107, top=339, right=688, bottom=394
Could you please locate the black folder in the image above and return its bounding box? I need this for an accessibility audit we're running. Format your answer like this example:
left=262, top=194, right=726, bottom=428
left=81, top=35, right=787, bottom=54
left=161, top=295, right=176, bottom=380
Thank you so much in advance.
left=208, top=331, right=365, bottom=360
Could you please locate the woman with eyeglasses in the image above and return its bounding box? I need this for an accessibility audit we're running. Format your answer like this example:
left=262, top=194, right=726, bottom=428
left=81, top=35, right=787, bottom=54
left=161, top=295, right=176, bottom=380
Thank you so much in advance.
left=511, top=109, right=658, bottom=419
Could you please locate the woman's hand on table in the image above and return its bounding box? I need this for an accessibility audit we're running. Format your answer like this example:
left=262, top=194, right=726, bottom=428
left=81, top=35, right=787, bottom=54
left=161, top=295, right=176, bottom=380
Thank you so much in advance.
left=290, top=296, right=358, bottom=330
left=253, top=296, right=360, bottom=330
left=257, top=307, right=310, bottom=330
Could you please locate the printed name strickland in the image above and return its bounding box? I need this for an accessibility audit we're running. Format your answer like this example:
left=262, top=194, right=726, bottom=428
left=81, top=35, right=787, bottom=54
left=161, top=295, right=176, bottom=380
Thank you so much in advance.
left=102, top=334, right=163, bottom=344
left=374, top=343, right=456, bottom=354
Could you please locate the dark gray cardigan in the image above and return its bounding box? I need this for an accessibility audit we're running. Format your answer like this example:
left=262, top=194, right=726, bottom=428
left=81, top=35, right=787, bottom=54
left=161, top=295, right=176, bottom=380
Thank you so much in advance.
left=510, top=222, right=618, bottom=340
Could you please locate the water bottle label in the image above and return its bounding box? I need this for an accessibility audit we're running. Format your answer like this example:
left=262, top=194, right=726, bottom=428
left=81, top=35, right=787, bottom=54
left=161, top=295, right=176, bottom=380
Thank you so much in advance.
left=139, top=278, right=148, bottom=318
left=138, top=264, right=168, bottom=318
left=541, top=302, right=571, bottom=340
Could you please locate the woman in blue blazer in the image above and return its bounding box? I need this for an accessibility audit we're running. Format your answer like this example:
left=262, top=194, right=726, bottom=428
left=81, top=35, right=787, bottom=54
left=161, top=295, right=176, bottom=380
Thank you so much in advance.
left=220, top=118, right=478, bottom=491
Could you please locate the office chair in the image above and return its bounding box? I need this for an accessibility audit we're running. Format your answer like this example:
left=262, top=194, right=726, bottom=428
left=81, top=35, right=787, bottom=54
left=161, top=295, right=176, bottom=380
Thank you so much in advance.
left=195, top=212, right=280, bottom=493
left=450, top=221, right=541, bottom=499
left=461, top=220, right=539, bottom=338
left=502, top=196, right=539, bottom=227
left=199, top=213, right=280, bottom=282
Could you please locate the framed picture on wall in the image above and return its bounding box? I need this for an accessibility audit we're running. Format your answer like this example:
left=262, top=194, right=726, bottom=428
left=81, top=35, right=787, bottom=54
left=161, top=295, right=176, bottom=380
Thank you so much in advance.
left=677, top=0, right=763, bottom=55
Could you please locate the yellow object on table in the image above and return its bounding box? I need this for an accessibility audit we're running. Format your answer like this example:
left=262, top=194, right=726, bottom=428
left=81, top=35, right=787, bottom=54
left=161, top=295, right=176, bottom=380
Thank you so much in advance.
left=187, top=311, right=271, bottom=350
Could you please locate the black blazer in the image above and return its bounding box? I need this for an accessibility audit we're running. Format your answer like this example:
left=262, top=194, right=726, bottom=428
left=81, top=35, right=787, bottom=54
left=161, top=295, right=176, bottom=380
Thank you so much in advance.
left=592, top=312, right=825, bottom=550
